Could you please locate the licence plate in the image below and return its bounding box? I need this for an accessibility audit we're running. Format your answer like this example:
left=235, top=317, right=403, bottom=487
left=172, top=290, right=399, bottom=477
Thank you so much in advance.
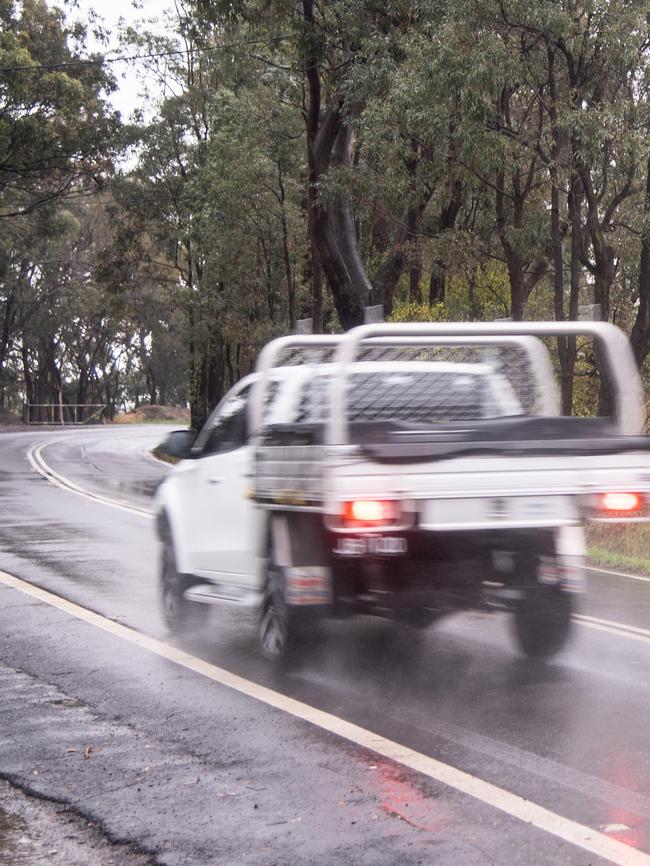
left=333, top=536, right=408, bottom=556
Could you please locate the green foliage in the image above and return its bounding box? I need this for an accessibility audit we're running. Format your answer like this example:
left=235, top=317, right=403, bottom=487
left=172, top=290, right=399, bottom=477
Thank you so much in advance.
left=388, top=302, right=448, bottom=323
left=0, top=0, right=136, bottom=414
left=587, top=523, right=650, bottom=576
left=0, top=0, right=119, bottom=219
left=444, top=263, right=513, bottom=321
left=3, top=0, right=650, bottom=423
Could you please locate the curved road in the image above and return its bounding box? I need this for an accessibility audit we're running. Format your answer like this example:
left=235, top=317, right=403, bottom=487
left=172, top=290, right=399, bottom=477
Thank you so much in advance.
left=1, top=425, right=650, bottom=865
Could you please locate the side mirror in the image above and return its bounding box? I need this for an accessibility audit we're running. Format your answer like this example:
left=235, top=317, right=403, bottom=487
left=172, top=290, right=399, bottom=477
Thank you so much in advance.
left=161, top=429, right=198, bottom=460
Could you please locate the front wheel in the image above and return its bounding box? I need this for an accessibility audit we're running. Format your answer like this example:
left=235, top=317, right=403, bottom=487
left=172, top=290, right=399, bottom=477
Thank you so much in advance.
left=512, top=584, right=573, bottom=660
left=160, top=541, right=208, bottom=633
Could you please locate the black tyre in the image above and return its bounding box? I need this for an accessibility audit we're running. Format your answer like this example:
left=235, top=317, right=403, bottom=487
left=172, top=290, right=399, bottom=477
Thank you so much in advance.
left=512, top=583, right=573, bottom=660
left=259, top=554, right=319, bottom=661
left=259, top=561, right=295, bottom=659
left=160, top=541, right=208, bottom=633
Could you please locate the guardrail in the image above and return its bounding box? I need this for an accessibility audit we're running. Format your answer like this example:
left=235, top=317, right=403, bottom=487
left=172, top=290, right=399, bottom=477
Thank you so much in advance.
left=24, top=403, right=107, bottom=425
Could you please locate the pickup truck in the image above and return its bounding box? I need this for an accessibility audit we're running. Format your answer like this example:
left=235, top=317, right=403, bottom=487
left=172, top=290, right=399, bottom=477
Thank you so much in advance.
left=155, top=321, right=650, bottom=660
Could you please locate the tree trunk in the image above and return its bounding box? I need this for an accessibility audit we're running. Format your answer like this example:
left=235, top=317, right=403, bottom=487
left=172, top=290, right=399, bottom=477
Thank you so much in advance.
left=429, top=178, right=464, bottom=306
left=373, top=208, right=412, bottom=317
left=315, top=122, right=372, bottom=328
left=309, top=240, right=323, bottom=333
left=277, top=163, right=296, bottom=332
left=550, top=173, right=573, bottom=415
left=630, top=156, right=650, bottom=369
left=374, top=194, right=434, bottom=316
left=302, top=2, right=371, bottom=330
left=371, top=198, right=390, bottom=256
left=0, top=288, right=17, bottom=408
left=21, top=341, right=33, bottom=422
left=556, top=173, right=582, bottom=414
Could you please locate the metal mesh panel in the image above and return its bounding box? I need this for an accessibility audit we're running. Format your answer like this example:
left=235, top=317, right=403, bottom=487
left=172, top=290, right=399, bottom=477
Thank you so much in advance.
left=298, top=367, right=515, bottom=425
left=348, top=371, right=501, bottom=423
left=268, top=341, right=546, bottom=417
left=355, top=344, right=542, bottom=414
left=290, top=341, right=549, bottom=427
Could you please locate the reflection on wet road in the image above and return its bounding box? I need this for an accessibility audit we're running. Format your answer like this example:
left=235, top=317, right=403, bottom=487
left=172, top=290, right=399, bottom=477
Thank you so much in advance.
left=3, top=425, right=650, bottom=864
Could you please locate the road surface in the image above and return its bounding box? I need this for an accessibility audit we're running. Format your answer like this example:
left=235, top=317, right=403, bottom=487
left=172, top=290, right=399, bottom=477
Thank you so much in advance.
left=1, top=425, right=650, bottom=865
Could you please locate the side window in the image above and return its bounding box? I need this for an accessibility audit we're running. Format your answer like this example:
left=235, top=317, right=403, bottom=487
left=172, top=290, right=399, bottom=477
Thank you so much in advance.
left=195, top=387, right=251, bottom=456
left=202, top=397, right=248, bottom=456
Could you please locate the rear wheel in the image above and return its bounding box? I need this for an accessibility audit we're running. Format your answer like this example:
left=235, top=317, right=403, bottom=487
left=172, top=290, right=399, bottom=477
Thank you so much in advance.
left=513, top=583, right=573, bottom=659
left=160, top=540, right=208, bottom=633
left=259, top=553, right=320, bottom=661
left=259, top=562, right=296, bottom=659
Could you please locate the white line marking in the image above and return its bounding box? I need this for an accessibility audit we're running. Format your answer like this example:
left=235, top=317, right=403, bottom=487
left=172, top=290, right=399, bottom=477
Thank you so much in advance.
left=574, top=614, right=650, bottom=644
left=1, top=569, right=649, bottom=866
left=586, top=565, right=650, bottom=585
left=27, top=442, right=154, bottom=519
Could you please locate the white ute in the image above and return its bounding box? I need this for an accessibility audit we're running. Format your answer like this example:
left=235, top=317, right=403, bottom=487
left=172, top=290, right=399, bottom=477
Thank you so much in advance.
left=155, top=321, right=650, bottom=660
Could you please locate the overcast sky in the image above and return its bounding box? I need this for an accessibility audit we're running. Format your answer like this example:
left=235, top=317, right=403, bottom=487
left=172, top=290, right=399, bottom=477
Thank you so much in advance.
left=55, top=0, right=173, bottom=117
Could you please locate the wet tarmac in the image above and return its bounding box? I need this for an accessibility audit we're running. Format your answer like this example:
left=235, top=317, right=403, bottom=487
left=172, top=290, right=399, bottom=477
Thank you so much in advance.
left=1, top=425, right=650, bottom=864
left=0, top=779, right=155, bottom=866
left=0, top=803, right=24, bottom=866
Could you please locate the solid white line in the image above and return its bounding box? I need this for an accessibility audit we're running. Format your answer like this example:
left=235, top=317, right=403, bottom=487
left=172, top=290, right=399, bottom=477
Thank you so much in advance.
left=574, top=614, right=650, bottom=644
left=586, top=565, right=650, bottom=585
left=27, top=442, right=154, bottom=519
left=1, top=569, right=649, bottom=866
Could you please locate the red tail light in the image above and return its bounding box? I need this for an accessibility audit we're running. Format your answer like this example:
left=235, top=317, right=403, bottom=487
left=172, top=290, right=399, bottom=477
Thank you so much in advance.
left=342, top=499, right=398, bottom=526
left=600, top=492, right=643, bottom=513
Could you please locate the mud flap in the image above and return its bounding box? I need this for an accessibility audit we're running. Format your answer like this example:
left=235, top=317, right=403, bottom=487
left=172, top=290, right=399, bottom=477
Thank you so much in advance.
left=270, top=513, right=332, bottom=607
left=550, top=526, right=586, bottom=593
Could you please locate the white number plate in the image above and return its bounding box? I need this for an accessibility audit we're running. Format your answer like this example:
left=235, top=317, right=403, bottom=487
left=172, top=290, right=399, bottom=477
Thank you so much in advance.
left=333, top=536, right=408, bottom=556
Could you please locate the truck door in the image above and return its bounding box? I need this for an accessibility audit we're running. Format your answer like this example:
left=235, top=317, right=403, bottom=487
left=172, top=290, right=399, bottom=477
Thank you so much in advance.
left=183, top=387, right=259, bottom=586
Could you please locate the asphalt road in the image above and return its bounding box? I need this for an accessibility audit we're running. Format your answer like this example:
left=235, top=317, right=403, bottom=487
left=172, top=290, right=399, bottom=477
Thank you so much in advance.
left=2, top=425, right=650, bottom=865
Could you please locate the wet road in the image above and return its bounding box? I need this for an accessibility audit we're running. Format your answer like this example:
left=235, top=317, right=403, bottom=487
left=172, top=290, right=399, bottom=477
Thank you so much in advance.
left=2, top=425, right=650, bottom=865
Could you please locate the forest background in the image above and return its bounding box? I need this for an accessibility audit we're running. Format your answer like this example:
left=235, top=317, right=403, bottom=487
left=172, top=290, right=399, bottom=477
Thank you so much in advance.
left=2, top=0, right=650, bottom=431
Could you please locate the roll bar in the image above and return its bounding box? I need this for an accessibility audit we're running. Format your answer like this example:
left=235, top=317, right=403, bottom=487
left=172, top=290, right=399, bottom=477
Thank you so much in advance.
left=250, top=329, right=565, bottom=440
left=249, top=335, right=341, bottom=437
left=327, top=322, right=644, bottom=443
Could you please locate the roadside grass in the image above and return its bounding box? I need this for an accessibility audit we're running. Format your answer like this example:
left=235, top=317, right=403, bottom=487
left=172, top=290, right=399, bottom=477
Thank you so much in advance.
left=151, top=444, right=179, bottom=465
left=586, top=523, right=650, bottom=575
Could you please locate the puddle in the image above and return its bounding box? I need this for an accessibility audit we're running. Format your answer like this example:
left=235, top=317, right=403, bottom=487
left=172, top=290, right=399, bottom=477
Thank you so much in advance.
left=106, top=478, right=158, bottom=499
left=103, top=478, right=160, bottom=500
left=49, top=698, right=85, bottom=709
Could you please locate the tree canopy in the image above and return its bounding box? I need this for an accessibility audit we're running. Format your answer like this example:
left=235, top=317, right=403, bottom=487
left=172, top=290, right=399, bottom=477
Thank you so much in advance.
left=1, top=0, right=649, bottom=426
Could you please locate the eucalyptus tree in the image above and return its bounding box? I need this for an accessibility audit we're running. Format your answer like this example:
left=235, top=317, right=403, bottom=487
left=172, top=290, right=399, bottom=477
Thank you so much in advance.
left=0, top=0, right=122, bottom=411
left=117, top=6, right=309, bottom=425
left=495, top=0, right=649, bottom=410
left=0, top=0, right=120, bottom=218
